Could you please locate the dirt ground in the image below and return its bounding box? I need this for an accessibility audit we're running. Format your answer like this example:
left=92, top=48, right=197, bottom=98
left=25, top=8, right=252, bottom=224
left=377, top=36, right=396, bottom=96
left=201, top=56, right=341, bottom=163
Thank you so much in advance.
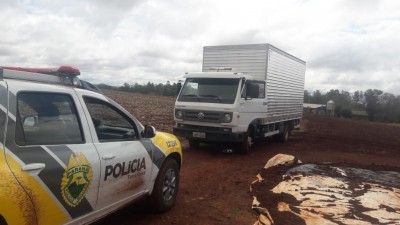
left=96, top=90, right=400, bottom=225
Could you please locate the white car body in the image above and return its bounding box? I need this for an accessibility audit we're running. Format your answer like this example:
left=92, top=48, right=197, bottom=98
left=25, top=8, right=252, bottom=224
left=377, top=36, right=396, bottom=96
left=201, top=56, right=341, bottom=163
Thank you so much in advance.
left=0, top=67, right=182, bottom=225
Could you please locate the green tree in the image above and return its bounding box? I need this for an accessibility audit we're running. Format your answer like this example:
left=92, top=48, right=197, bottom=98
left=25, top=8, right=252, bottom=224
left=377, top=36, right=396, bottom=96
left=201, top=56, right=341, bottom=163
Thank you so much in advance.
left=352, top=90, right=365, bottom=109
left=364, top=89, right=383, bottom=121
left=312, top=90, right=325, bottom=104
left=304, top=90, right=311, bottom=103
left=380, top=93, right=397, bottom=122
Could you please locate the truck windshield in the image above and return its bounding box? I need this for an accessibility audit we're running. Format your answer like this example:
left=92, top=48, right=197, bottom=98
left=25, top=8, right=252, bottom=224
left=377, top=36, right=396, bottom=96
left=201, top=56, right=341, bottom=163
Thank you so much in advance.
left=178, top=78, right=240, bottom=104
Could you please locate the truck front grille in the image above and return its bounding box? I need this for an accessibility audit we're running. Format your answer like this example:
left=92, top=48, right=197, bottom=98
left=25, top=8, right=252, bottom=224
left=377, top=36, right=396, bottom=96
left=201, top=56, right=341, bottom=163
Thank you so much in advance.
left=183, top=110, right=223, bottom=123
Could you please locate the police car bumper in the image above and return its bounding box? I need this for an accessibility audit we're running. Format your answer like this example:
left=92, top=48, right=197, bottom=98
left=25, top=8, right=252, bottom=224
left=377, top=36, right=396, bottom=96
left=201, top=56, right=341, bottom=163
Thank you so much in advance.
left=173, top=124, right=244, bottom=142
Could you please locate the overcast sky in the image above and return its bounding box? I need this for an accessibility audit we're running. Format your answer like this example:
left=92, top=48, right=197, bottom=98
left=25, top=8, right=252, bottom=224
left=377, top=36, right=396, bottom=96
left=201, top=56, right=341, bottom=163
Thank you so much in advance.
left=1, top=0, right=399, bottom=94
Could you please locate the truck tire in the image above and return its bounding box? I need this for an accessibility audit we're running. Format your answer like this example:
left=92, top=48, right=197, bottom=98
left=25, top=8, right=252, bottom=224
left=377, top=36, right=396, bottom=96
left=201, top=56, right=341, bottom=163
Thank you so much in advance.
left=237, top=132, right=252, bottom=154
left=278, top=124, right=289, bottom=143
left=188, top=139, right=200, bottom=149
left=150, top=158, right=180, bottom=213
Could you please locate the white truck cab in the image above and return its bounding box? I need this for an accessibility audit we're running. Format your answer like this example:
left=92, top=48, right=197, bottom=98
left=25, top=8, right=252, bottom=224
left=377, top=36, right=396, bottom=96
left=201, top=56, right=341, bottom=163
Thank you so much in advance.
left=173, top=44, right=306, bottom=153
left=0, top=66, right=182, bottom=225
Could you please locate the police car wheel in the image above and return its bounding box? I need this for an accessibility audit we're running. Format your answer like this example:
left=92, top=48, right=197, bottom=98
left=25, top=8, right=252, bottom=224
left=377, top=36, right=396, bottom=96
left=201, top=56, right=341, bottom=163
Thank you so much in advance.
left=150, top=158, right=180, bottom=213
left=0, top=215, right=7, bottom=225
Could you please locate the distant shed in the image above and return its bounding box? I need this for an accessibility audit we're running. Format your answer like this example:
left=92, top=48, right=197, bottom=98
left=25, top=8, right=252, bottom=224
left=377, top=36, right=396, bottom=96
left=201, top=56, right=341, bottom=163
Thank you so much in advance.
left=352, top=110, right=368, bottom=120
left=303, top=103, right=326, bottom=114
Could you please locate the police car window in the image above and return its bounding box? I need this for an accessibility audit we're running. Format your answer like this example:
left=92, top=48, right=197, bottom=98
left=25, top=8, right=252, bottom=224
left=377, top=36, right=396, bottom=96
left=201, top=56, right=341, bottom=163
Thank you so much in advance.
left=83, top=97, right=137, bottom=142
left=15, top=92, right=84, bottom=146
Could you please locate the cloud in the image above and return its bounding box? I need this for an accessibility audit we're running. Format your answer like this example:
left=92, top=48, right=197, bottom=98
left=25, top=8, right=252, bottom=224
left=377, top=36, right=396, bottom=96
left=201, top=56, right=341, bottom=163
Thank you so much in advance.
left=0, top=0, right=399, bottom=94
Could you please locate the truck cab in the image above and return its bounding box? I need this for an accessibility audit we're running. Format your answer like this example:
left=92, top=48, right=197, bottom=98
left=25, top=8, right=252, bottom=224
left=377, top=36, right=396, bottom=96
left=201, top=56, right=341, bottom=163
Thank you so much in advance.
left=173, top=71, right=270, bottom=153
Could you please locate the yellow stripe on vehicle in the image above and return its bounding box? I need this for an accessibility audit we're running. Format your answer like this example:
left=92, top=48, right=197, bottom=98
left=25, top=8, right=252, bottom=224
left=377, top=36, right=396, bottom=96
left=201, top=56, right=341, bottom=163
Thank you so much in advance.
left=0, top=148, right=34, bottom=225
left=153, top=132, right=182, bottom=157
left=4, top=151, right=69, bottom=225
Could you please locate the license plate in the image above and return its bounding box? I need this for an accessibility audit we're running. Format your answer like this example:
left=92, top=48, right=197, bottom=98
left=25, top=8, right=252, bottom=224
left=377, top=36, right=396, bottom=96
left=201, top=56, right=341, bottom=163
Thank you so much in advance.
left=193, top=132, right=206, bottom=138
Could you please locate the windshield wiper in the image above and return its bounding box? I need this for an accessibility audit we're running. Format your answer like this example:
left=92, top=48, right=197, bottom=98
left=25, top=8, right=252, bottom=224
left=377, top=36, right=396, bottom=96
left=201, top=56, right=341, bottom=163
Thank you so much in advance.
left=181, top=94, right=197, bottom=97
left=200, top=95, right=222, bottom=102
left=181, top=94, right=200, bottom=101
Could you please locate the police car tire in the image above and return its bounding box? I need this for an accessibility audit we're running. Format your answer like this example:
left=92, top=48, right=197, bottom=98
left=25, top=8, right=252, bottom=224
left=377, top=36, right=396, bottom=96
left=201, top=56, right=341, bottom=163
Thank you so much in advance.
left=0, top=215, right=7, bottom=225
left=150, top=158, right=180, bottom=213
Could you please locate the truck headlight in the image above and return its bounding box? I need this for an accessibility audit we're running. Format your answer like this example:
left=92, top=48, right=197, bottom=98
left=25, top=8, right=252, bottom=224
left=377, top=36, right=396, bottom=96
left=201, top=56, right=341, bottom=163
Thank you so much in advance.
left=175, top=110, right=183, bottom=119
left=222, top=113, right=232, bottom=122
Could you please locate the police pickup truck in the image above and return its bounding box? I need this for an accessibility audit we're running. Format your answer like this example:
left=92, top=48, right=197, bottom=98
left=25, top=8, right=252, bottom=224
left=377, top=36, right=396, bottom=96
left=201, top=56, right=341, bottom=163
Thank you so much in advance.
left=0, top=66, right=182, bottom=225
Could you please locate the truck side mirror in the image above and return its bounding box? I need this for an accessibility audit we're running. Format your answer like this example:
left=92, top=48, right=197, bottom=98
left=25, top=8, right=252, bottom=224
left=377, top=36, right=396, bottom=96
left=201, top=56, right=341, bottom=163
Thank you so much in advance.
left=176, top=81, right=182, bottom=95
left=244, top=82, right=259, bottom=100
left=249, top=84, right=259, bottom=98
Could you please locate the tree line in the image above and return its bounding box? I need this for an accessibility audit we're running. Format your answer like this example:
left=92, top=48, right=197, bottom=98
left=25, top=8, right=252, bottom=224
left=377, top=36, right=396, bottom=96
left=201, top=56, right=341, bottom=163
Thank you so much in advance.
left=304, top=89, right=400, bottom=122
left=98, top=81, right=179, bottom=97
left=98, top=82, right=400, bottom=123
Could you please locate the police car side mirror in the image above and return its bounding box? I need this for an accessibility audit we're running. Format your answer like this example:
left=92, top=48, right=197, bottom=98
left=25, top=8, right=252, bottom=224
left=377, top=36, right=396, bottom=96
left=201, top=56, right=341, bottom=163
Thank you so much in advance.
left=141, top=125, right=156, bottom=138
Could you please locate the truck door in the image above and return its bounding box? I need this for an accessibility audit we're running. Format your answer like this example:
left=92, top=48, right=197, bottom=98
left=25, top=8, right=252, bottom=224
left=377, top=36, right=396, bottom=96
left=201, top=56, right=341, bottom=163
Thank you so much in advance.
left=4, top=82, right=101, bottom=224
left=240, top=80, right=267, bottom=115
left=77, top=91, right=153, bottom=210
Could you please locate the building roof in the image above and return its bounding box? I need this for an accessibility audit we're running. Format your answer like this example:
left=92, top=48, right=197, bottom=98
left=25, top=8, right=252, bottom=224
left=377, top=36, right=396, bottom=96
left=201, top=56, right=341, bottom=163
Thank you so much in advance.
left=303, top=103, right=325, bottom=109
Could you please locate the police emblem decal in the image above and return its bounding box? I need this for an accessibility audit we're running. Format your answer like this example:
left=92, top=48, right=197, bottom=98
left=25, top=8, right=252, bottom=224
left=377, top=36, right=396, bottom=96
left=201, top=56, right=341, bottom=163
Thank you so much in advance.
left=61, top=153, right=93, bottom=207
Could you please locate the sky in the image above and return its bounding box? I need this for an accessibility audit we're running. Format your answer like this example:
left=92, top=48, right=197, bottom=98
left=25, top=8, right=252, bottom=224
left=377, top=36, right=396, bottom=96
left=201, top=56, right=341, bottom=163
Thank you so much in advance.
left=1, top=0, right=399, bottom=95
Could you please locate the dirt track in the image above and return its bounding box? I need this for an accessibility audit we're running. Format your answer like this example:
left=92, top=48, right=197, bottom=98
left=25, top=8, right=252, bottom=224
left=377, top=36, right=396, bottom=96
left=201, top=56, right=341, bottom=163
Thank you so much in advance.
left=96, top=90, right=400, bottom=225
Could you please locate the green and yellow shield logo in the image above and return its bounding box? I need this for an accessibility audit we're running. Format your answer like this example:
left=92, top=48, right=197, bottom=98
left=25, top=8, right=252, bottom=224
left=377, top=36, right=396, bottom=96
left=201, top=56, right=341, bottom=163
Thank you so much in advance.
left=61, top=153, right=93, bottom=207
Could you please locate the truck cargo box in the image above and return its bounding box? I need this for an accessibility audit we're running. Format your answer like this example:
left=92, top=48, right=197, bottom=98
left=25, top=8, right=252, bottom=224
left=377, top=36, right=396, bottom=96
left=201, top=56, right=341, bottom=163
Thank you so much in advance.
left=202, top=44, right=306, bottom=123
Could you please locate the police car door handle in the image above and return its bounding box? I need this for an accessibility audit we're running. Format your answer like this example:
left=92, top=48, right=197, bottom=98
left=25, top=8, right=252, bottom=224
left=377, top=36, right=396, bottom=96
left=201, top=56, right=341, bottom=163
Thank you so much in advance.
left=22, top=163, right=46, bottom=176
left=22, top=163, right=46, bottom=171
left=102, top=154, right=116, bottom=160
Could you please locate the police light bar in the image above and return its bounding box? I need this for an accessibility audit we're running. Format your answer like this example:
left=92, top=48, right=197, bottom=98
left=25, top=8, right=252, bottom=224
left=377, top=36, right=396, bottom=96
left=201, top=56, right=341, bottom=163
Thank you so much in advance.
left=1, top=66, right=80, bottom=76
left=0, top=65, right=82, bottom=86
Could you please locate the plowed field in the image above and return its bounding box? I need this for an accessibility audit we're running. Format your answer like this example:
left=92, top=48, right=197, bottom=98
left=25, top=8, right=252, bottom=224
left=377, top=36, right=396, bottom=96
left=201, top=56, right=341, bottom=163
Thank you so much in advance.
left=96, top=90, right=400, bottom=225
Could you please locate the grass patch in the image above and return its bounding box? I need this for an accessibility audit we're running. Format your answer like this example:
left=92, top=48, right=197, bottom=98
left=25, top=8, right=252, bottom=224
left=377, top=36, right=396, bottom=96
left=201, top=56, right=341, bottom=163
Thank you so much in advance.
left=230, top=208, right=241, bottom=216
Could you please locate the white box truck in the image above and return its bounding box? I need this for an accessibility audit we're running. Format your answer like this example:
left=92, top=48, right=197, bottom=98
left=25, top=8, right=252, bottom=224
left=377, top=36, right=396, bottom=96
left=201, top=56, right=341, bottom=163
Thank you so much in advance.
left=173, top=44, right=306, bottom=153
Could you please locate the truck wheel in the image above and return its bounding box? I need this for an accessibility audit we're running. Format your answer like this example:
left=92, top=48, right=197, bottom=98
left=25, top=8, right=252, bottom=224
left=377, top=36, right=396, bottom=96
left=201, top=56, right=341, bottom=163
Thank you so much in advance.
left=279, top=125, right=289, bottom=143
left=238, top=132, right=252, bottom=154
left=188, top=139, right=200, bottom=149
left=150, top=158, right=180, bottom=213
